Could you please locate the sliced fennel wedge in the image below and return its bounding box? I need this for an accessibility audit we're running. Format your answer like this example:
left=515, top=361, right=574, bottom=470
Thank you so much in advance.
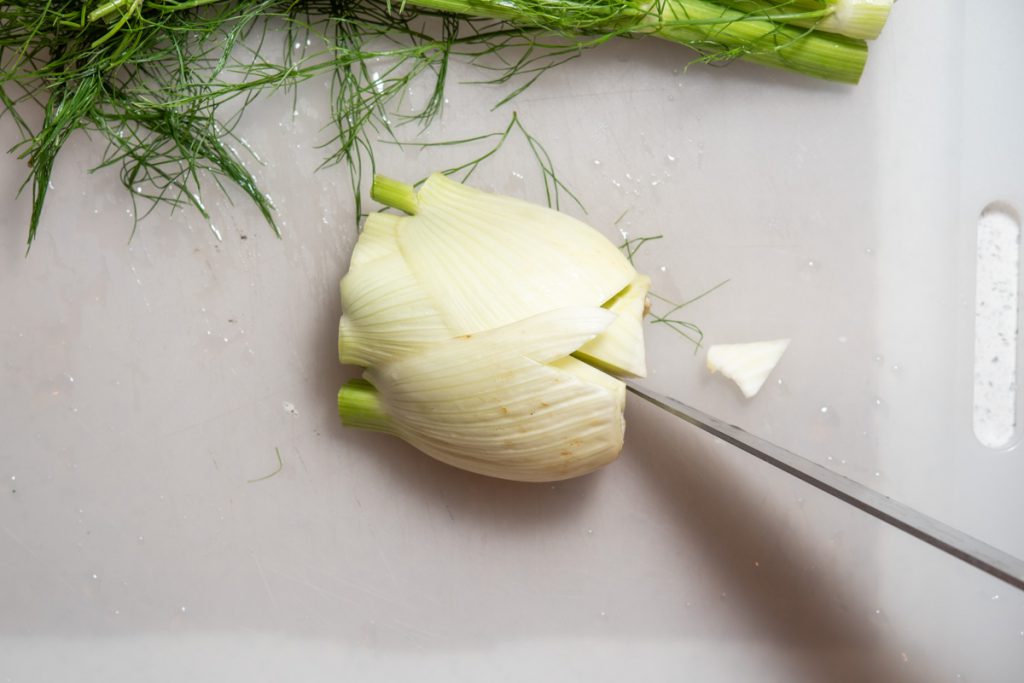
left=707, top=339, right=791, bottom=398
left=575, top=274, right=651, bottom=377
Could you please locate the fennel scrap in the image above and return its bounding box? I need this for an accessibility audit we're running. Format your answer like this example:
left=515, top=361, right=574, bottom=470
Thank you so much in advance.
left=707, top=338, right=791, bottom=397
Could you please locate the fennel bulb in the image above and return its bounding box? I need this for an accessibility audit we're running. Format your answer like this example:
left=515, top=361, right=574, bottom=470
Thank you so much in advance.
left=337, top=173, right=650, bottom=482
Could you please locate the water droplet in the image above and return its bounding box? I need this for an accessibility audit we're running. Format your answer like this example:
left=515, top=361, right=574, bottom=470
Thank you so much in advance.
left=807, top=260, right=817, bottom=268
left=891, top=364, right=901, bottom=372
left=138, top=536, right=144, bottom=543
left=753, top=560, right=760, bottom=568
left=180, top=606, right=187, bottom=613
left=666, top=154, right=676, bottom=162
left=865, top=247, right=874, bottom=255
left=874, top=398, right=883, bottom=407
left=113, top=609, right=120, bottom=616
left=992, top=594, right=1000, bottom=601
left=874, top=471, right=881, bottom=478
left=586, top=529, right=593, bottom=535
left=592, top=159, right=601, bottom=166
left=659, top=265, right=667, bottom=273
left=511, top=171, right=524, bottom=180
left=599, top=611, right=606, bottom=617
left=819, top=405, right=830, bottom=414
left=874, top=354, right=884, bottom=363
left=91, top=574, right=98, bottom=580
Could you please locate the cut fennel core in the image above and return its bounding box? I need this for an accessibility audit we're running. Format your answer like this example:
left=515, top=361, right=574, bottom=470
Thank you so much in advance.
left=337, top=174, right=650, bottom=482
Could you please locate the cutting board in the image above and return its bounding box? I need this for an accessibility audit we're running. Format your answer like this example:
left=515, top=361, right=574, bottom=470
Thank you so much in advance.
left=2, top=1, right=1023, bottom=680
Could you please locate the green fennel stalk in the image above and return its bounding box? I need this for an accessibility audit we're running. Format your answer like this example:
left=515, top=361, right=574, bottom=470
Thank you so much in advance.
left=402, top=0, right=870, bottom=83
left=338, top=378, right=393, bottom=432
left=715, top=0, right=892, bottom=40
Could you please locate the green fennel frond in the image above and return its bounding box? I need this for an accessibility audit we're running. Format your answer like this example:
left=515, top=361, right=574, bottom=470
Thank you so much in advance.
left=0, top=0, right=888, bottom=246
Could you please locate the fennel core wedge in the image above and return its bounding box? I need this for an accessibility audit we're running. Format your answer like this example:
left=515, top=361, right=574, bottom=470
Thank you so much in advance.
left=337, top=173, right=651, bottom=483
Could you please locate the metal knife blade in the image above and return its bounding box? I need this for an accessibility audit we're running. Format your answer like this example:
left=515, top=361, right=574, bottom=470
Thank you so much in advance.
left=625, top=381, right=1024, bottom=592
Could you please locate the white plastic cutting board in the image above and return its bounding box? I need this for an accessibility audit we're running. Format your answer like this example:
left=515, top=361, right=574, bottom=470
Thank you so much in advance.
left=2, top=1, right=1023, bottom=680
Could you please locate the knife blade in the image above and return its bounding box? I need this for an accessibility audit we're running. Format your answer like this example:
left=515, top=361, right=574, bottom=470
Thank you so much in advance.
left=625, top=381, right=1024, bottom=592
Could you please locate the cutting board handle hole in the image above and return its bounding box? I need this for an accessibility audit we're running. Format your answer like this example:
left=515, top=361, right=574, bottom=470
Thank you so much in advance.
left=972, top=202, right=1021, bottom=449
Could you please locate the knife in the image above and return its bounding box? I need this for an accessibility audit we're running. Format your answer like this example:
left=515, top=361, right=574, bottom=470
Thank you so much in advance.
left=625, top=381, right=1024, bottom=592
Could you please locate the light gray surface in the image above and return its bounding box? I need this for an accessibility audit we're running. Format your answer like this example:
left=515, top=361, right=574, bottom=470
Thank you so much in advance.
left=3, top=2, right=1024, bottom=681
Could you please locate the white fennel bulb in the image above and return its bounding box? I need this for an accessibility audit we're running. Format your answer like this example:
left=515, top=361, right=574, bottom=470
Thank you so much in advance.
left=337, top=173, right=650, bottom=482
